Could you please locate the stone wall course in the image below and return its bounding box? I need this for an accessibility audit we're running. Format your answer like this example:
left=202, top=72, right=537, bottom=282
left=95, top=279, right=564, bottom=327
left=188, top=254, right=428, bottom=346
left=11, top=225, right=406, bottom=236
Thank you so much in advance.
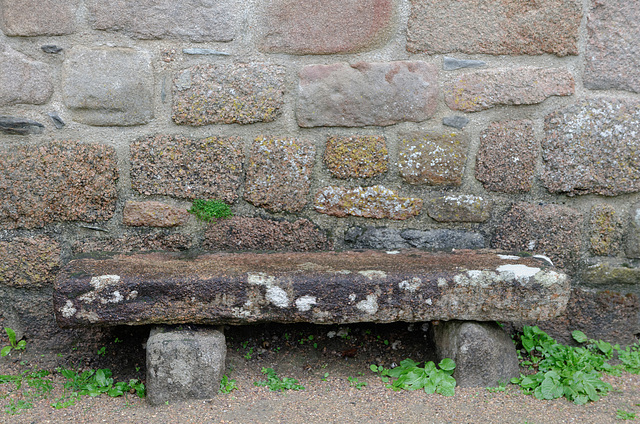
left=297, top=61, right=438, bottom=127
left=259, top=0, right=394, bottom=54
left=398, top=133, right=468, bottom=186
left=0, top=44, right=53, bottom=106
left=1, top=0, right=77, bottom=36
left=426, top=195, right=491, bottom=223
left=324, top=136, right=388, bottom=179
left=123, top=201, right=190, bottom=228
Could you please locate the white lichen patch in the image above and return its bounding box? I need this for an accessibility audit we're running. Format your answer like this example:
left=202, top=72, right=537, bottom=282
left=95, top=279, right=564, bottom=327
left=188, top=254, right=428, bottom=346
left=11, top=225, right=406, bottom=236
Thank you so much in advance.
left=295, top=295, right=317, bottom=312
left=60, top=300, right=77, bottom=318
left=466, top=270, right=484, bottom=279
left=356, top=294, right=379, bottom=315
left=437, top=277, right=448, bottom=287
left=533, top=255, right=554, bottom=266
left=266, top=286, right=289, bottom=308
left=496, top=264, right=541, bottom=282
left=247, top=272, right=276, bottom=286
left=425, top=298, right=432, bottom=305
left=100, top=290, right=124, bottom=304
left=127, top=290, right=138, bottom=300
left=77, top=310, right=100, bottom=323
left=386, top=250, right=400, bottom=254
left=498, top=254, right=520, bottom=260
left=359, top=270, right=387, bottom=280
left=89, top=275, right=121, bottom=290
left=399, top=277, right=422, bottom=292
left=349, top=293, right=357, bottom=302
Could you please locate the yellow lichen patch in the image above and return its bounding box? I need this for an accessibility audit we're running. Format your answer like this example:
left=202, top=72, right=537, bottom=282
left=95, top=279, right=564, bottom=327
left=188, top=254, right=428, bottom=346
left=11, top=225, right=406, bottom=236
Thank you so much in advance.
left=324, top=135, right=388, bottom=179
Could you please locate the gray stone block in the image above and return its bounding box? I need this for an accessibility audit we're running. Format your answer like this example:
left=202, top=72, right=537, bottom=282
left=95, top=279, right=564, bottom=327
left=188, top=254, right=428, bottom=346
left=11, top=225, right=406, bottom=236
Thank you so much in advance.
left=62, top=46, right=153, bottom=126
left=0, top=44, right=52, bottom=106
left=433, top=321, right=520, bottom=388
left=146, top=326, right=226, bottom=405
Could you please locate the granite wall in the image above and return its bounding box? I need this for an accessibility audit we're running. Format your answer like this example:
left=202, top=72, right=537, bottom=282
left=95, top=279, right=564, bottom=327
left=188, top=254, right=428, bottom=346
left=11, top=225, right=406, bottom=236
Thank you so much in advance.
left=1, top=0, right=639, bottom=349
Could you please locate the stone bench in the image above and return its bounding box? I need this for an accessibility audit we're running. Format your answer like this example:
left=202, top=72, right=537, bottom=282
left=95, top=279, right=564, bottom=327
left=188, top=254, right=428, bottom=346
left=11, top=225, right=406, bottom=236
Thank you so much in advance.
left=53, top=249, right=570, bottom=404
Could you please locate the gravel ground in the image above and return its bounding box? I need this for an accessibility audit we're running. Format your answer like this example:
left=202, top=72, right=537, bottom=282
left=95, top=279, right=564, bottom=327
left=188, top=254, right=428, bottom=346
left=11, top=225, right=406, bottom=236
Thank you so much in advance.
left=1, top=322, right=639, bottom=424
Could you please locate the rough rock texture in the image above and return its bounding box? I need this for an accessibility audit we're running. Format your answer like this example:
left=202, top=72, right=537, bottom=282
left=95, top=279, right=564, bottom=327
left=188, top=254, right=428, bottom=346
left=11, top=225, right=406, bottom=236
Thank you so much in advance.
left=0, top=237, right=60, bottom=288
left=1, top=0, right=77, bottom=36
left=324, top=136, right=388, bottom=179
left=627, top=205, right=640, bottom=258
left=172, top=63, right=285, bottom=126
left=584, top=0, right=640, bottom=93
left=130, top=135, right=244, bottom=203
left=426, top=195, right=491, bottom=223
left=535, top=288, right=640, bottom=346
left=443, top=57, right=485, bottom=71
left=259, top=0, right=394, bottom=54
left=87, top=0, right=239, bottom=42
left=492, top=203, right=582, bottom=271
left=146, top=326, right=226, bottom=405
left=588, top=205, right=624, bottom=256
left=204, top=217, right=330, bottom=252
left=442, top=116, right=469, bottom=129
left=0, top=44, right=53, bottom=106
left=445, top=67, right=574, bottom=112
left=62, top=46, right=153, bottom=126
left=345, top=227, right=485, bottom=251
left=0, top=116, right=44, bottom=135
left=542, top=99, right=640, bottom=196
left=123, top=201, right=190, bottom=228
left=398, top=134, right=468, bottom=186
left=244, top=137, right=316, bottom=213
left=407, top=0, right=581, bottom=56
left=0, top=141, right=119, bottom=229
left=433, top=321, right=520, bottom=388
left=476, top=120, right=538, bottom=193
left=314, top=186, right=422, bottom=220
left=53, top=250, right=569, bottom=327
left=297, top=61, right=438, bottom=127
left=73, top=232, right=192, bottom=254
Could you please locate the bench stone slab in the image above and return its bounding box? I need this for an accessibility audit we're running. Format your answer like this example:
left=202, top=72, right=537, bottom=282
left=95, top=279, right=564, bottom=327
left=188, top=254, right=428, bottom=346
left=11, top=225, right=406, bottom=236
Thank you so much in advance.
left=54, top=249, right=569, bottom=327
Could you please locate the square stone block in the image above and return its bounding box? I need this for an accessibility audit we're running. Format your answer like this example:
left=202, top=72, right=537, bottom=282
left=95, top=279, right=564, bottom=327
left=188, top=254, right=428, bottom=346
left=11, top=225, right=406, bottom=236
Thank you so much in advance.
left=146, top=326, right=226, bottom=405
left=63, top=46, right=153, bottom=126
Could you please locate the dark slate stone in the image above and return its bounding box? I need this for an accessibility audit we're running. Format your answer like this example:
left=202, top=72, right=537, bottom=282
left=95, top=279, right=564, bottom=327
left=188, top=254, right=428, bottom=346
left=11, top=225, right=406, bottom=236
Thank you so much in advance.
left=442, top=115, right=469, bottom=129
left=0, top=116, right=44, bottom=135
left=41, top=45, right=63, bottom=54
left=346, top=227, right=485, bottom=250
left=54, top=250, right=569, bottom=327
left=443, top=57, right=486, bottom=71
left=47, top=112, right=65, bottom=129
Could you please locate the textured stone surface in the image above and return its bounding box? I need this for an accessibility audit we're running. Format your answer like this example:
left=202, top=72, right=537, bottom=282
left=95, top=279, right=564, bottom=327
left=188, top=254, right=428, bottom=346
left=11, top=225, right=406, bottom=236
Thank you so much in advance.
left=476, top=120, right=538, bottom=193
left=87, top=0, right=239, bottom=42
left=1, top=0, right=77, bottom=36
left=131, top=135, right=244, bottom=203
left=588, top=205, right=624, bottom=256
left=173, top=63, right=285, bottom=126
left=427, top=195, right=491, bottom=223
left=73, top=232, right=192, bottom=254
left=259, top=0, right=394, bottom=54
left=244, top=137, right=315, bottom=213
left=204, top=217, right=330, bottom=252
left=445, top=67, right=574, bottom=112
left=0, top=141, right=118, bottom=229
left=443, top=57, right=485, bottom=71
left=492, top=203, right=582, bottom=271
left=542, top=99, right=640, bottom=196
left=536, top=288, right=639, bottom=346
left=0, top=237, right=60, bottom=288
left=584, top=0, right=640, bottom=93
left=315, top=186, right=422, bottom=220
left=0, top=116, right=44, bottom=135
left=54, top=250, right=569, bottom=327
left=0, top=44, right=53, bottom=106
left=433, top=321, right=520, bottom=388
left=147, top=327, right=226, bottom=405
left=324, top=136, right=388, bottom=179
left=627, top=206, right=640, bottom=258
left=345, top=227, right=485, bottom=251
left=407, top=0, right=581, bottom=56
left=297, top=61, right=438, bottom=127
left=442, top=116, right=469, bottom=129
left=123, top=201, right=190, bottom=228
left=63, top=47, right=153, bottom=126
left=398, top=133, right=468, bottom=186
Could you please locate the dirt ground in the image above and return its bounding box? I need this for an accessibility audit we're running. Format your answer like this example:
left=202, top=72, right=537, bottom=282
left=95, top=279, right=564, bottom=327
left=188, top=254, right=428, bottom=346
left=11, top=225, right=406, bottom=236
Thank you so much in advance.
left=1, top=322, right=639, bottom=423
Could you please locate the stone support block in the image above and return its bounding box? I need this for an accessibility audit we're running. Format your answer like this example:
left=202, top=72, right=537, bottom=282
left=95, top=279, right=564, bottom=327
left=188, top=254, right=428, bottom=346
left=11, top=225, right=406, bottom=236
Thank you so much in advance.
left=123, top=201, right=190, bottom=228
left=426, top=195, right=491, bottom=223
left=315, top=185, right=422, bottom=220
left=398, top=133, right=468, bottom=186
left=345, top=227, right=484, bottom=251
left=324, top=136, right=388, bottom=179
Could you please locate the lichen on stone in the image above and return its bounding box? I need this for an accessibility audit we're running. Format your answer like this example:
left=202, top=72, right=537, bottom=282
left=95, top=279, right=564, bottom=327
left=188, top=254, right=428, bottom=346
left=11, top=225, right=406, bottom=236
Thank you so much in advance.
left=588, top=204, right=624, bottom=256
left=398, top=133, right=467, bottom=186
left=324, top=135, right=388, bottom=179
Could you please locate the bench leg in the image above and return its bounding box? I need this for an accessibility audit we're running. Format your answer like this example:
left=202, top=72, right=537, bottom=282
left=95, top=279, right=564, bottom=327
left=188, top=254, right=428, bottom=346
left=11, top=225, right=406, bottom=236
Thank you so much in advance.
left=432, top=320, right=520, bottom=388
left=146, top=325, right=227, bottom=405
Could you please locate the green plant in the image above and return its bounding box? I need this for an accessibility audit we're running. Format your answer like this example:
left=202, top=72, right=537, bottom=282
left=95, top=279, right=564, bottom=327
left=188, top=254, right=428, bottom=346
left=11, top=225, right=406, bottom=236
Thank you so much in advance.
left=370, top=358, right=457, bottom=396
left=97, top=346, right=106, bottom=357
left=617, top=410, right=637, bottom=420
left=244, top=347, right=254, bottom=360
left=254, top=367, right=304, bottom=392
left=616, top=343, right=640, bottom=374
left=348, top=376, right=367, bottom=390
left=1, top=328, right=26, bottom=357
left=486, top=380, right=507, bottom=393
left=57, top=368, right=145, bottom=399
left=188, top=199, right=233, bottom=222
left=219, top=375, right=238, bottom=394
left=511, top=326, right=617, bottom=405
left=321, top=372, right=329, bottom=381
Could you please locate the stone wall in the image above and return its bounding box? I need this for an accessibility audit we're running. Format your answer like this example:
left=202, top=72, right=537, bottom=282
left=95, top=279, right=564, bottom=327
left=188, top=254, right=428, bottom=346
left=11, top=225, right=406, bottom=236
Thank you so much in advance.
left=1, top=0, right=639, bottom=348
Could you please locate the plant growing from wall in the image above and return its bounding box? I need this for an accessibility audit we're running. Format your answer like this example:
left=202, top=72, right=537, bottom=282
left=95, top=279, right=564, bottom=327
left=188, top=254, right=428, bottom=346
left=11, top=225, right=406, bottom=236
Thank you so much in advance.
left=188, top=199, right=233, bottom=222
left=1, top=328, right=25, bottom=357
